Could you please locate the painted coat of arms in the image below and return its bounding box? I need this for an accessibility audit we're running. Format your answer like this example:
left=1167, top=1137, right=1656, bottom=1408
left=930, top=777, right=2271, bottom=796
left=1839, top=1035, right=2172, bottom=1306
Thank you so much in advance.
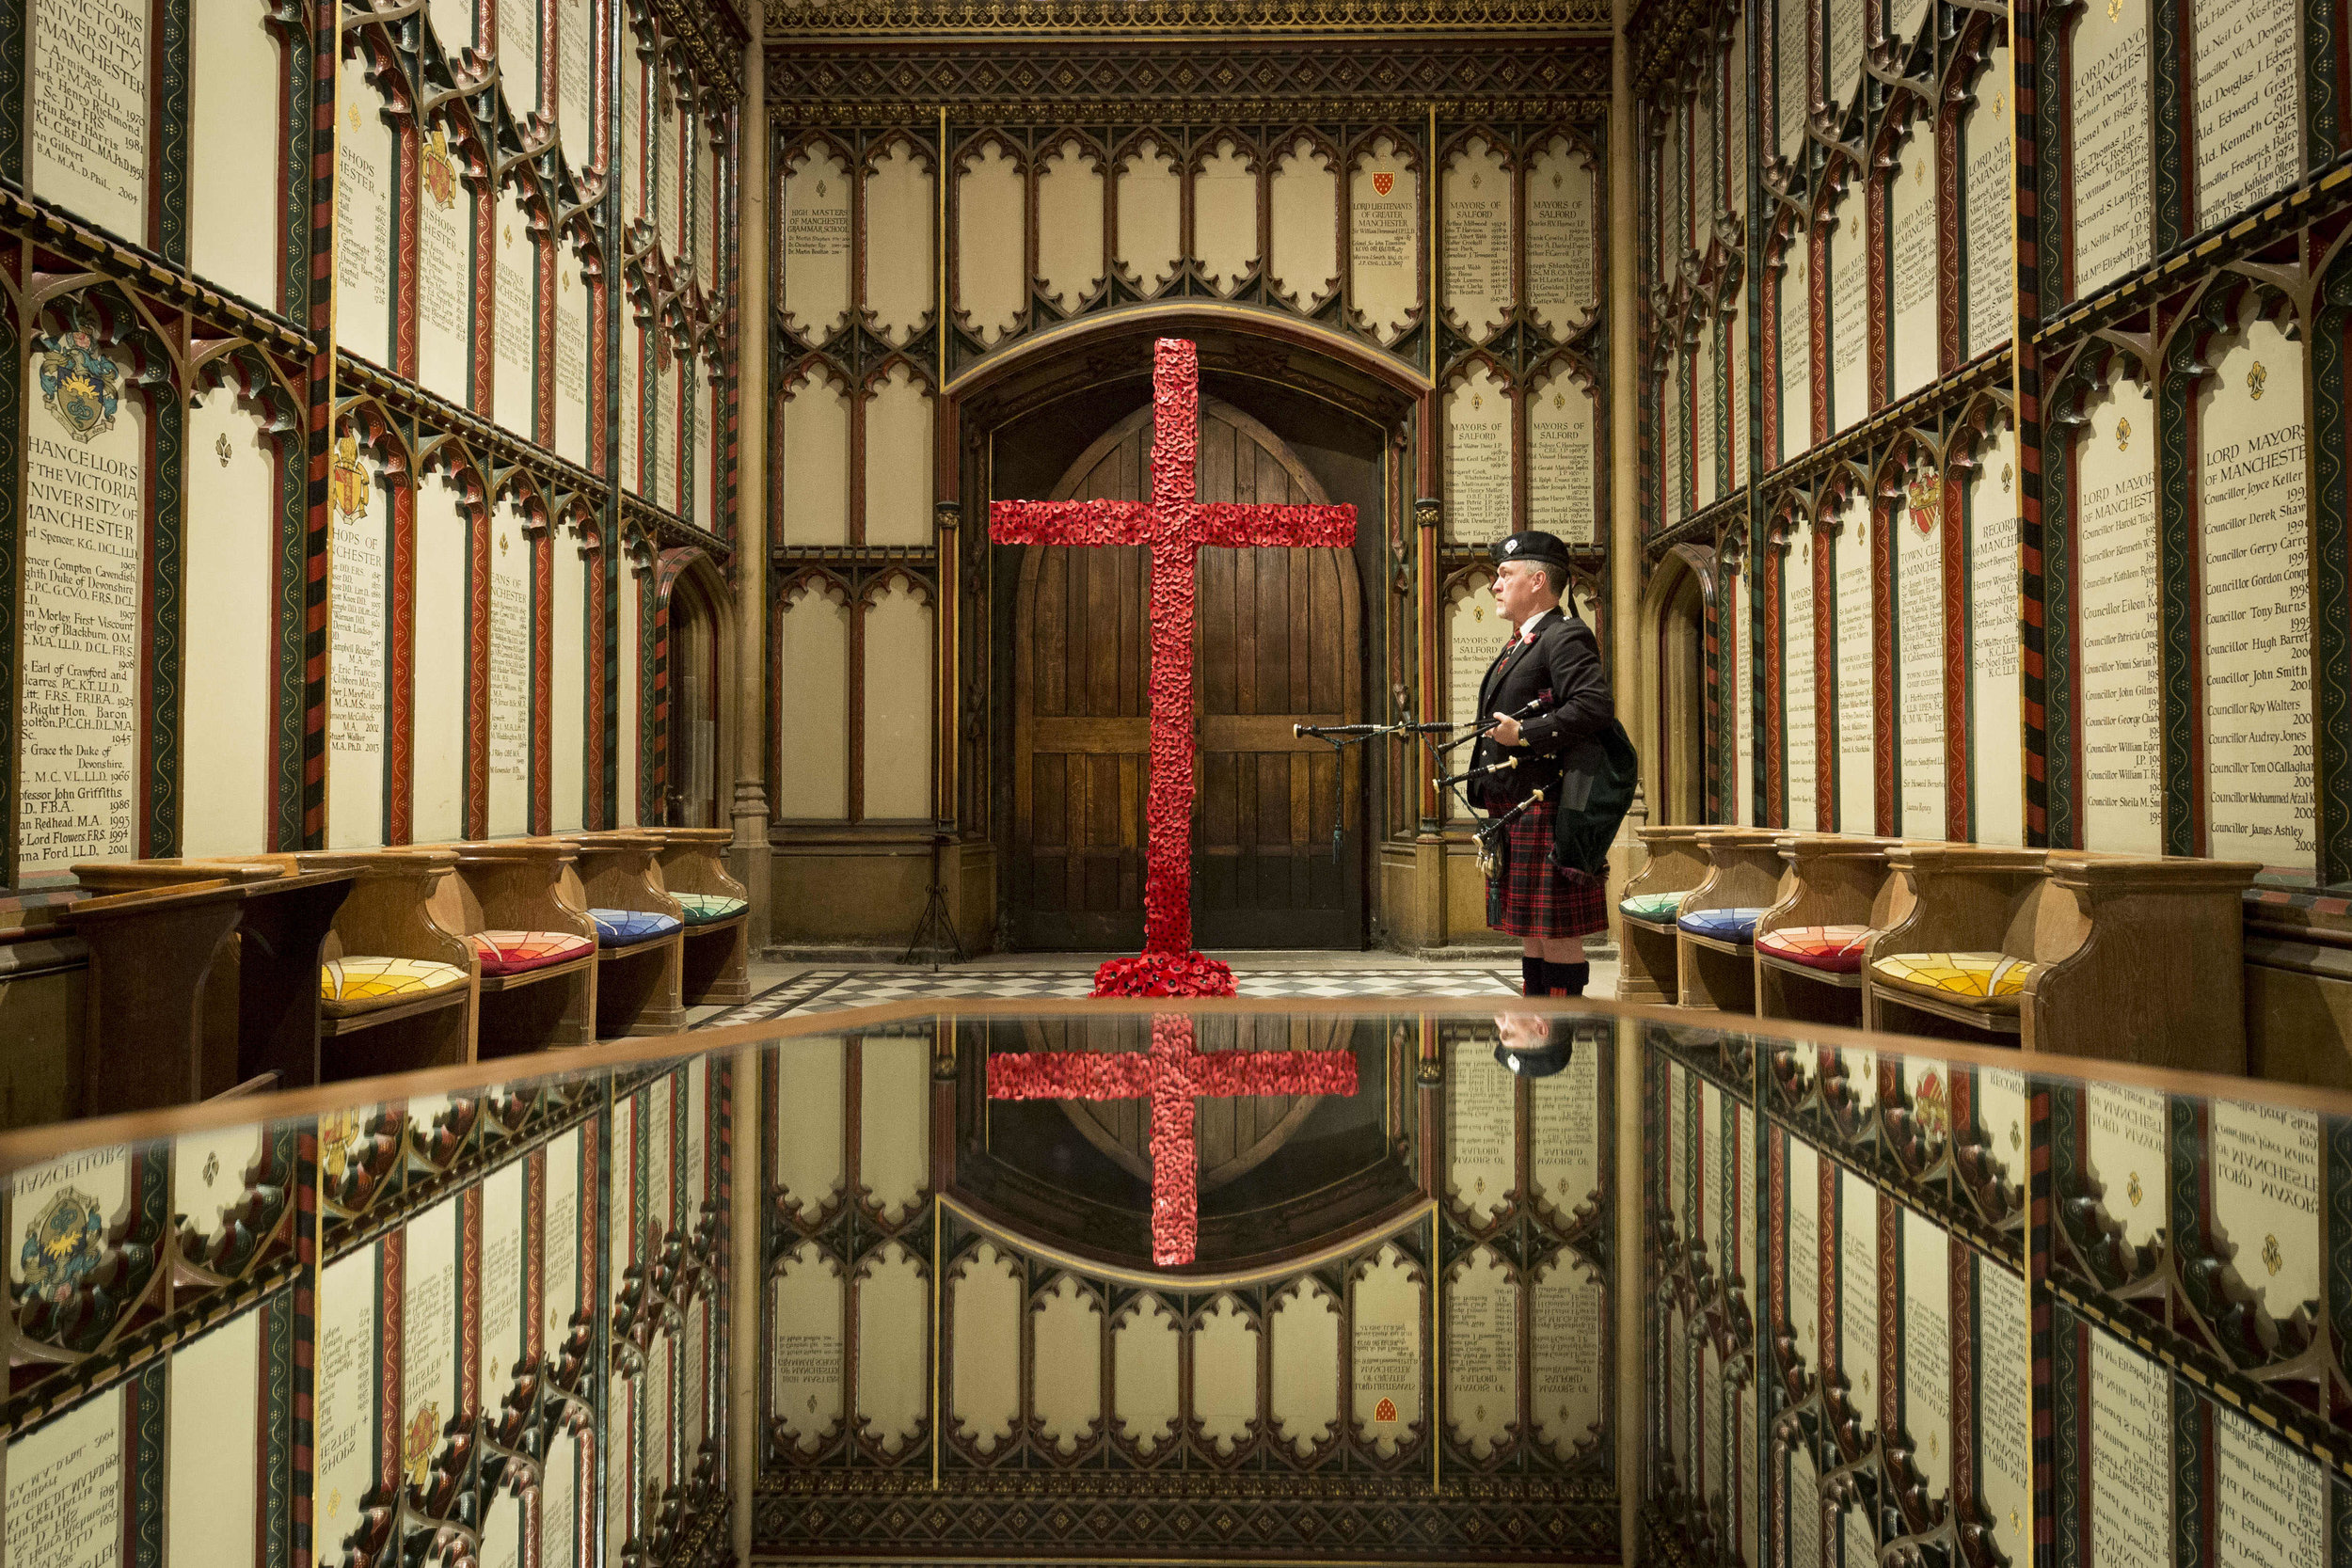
left=1913, top=1070, right=1949, bottom=1141
left=405, top=1401, right=442, bottom=1488
left=38, top=331, right=121, bottom=443
left=330, top=434, right=370, bottom=522
left=19, top=1186, right=104, bottom=1302
left=1907, top=467, right=1941, bottom=537
left=1373, top=170, right=1395, bottom=196
left=422, top=127, right=458, bottom=211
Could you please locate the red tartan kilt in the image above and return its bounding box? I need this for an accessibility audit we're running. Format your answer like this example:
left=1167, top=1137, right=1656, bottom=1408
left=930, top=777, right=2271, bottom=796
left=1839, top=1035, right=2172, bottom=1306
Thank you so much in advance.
left=1488, top=800, right=1608, bottom=940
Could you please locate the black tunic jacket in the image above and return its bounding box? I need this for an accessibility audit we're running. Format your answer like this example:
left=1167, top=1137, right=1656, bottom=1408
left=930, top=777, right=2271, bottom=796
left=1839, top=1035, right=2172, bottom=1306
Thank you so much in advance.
left=1468, top=607, right=1615, bottom=814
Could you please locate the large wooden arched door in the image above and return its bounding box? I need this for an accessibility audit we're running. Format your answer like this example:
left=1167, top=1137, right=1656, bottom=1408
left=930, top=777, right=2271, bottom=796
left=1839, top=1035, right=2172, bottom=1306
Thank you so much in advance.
left=1009, top=397, right=1364, bottom=950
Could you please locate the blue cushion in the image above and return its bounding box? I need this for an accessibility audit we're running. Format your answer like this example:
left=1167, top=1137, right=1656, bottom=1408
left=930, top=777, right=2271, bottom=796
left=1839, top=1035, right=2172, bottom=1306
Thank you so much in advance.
left=590, top=909, right=682, bottom=947
left=1677, top=907, right=1765, bottom=943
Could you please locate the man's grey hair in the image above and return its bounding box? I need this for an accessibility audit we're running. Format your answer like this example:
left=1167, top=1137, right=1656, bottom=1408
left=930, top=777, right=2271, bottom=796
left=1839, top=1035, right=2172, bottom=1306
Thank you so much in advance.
left=1536, top=560, right=1567, bottom=596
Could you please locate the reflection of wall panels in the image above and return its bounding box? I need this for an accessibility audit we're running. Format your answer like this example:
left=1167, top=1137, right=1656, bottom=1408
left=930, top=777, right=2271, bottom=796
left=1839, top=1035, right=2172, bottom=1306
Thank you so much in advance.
left=1269, top=1280, right=1340, bottom=1456
left=1113, top=1297, right=1181, bottom=1452
left=950, top=1243, right=1022, bottom=1452
left=1446, top=1247, right=1518, bottom=1457
left=1032, top=1275, right=1103, bottom=1453
left=1352, top=1245, right=1422, bottom=1454
left=1193, top=1296, right=1261, bottom=1454
left=857, top=1244, right=928, bottom=1453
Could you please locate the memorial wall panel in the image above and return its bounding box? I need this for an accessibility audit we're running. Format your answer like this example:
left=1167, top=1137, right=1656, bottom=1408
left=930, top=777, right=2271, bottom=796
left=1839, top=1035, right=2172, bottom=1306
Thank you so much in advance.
left=1784, top=527, right=1819, bottom=826
left=2070, top=0, right=2153, bottom=297
left=1349, top=136, right=1421, bottom=344
left=180, top=389, right=277, bottom=858
left=1896, top=465, right=1946, bottom=838
left=417, top=131, right=475, bottom=407
left=1832, top=499, right=1872, bottom=832
left=2198, top=312, right=2312, bottom=868
left=28, top=0, right=151, bottom=245
left=487, top=499, right=532, bottom=835
left=956, top=140, right=1026, bottom=346
left=1963, top=44, right=2013, bottom=359
left=866, top=138, right=936, bottom=345
left=327, top=444, right=390, bottom=849
left=1195, top=138, right=1259, bottom=297
left=337, top=66, right=397, bottom=369
left=1779, top=240, right=1812, bottom=462
left=1776, top=0, right=1810, bottom=162
left=1733, top=560, right=1755, bottom=822
left=1528, top=365, right=1597, bottom=546
left=1968, top=423, right=2025, bottom=843
left=413, top=473, right=470, bottom=843
left=1444, top=135, right=1511, bottom=341
left=2074, top=376, right=2162, bottom=853
left=188, top=0, right=283, bottom=310
left=1270, top=137, right=1342, bottom=313
left=1827, top=201, right=1867, bottom=434
left=1035, top=139, right=1106, bottom=316
left=1116, top=140, right=1183, bottom=295
left=2191, top=0, right=2301, bottom=230
left=1445, top=363, right=1513, bottom=545
left=785, top=143, right=854, bottom=346
left=551, top=525, right=587, bottom=832
left=1888, top=125, right=1938, bottom=402
left=1526, top=135, right=1597, bottom=339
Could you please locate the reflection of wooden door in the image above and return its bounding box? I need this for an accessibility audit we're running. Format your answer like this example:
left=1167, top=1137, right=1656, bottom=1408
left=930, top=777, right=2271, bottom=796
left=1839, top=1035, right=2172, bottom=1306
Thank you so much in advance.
left=1009, top=398, right=1363, bottom=950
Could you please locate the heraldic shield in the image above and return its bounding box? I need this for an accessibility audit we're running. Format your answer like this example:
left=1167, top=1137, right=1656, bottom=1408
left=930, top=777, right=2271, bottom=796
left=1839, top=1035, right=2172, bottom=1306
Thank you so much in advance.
left=37, top=330, right=121, bottom=443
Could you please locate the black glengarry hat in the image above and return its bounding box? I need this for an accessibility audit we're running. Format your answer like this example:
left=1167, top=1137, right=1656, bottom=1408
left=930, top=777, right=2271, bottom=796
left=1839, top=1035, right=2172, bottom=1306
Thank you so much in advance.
left=1492, top=531, right=1572, bottom=570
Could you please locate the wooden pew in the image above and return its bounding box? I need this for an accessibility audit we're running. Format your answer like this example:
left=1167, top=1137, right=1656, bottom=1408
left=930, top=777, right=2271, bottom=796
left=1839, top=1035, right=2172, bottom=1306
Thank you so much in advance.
left=646, top=827, right=753, bottom=1007
left=1752, top=834, right=1908, bottom=1027
left=65, top=863, right=355, bottom=1114
left=424, top=840, right=599, bottom=1056
left=289, top=848, right=480, bottom=1079
left=1614, top=826, right=1712, bottom=1002
left=1669, top=828, right=1788, bottom=1014
left=1863, top=847, right=2261, bottom=1071
left=559, top=832, right=688, bottom=1037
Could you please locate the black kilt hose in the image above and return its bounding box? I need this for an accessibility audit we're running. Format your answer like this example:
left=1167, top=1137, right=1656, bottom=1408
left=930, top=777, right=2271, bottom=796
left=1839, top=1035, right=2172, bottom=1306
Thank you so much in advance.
left=1467, top=593, right=1617, bottom=943
left=1490, top=800, right=1610, bottom=938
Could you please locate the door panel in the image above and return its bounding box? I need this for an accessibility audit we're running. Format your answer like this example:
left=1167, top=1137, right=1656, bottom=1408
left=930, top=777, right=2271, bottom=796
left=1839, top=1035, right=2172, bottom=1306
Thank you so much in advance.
left=1009, top=397, right=1363, bottom=950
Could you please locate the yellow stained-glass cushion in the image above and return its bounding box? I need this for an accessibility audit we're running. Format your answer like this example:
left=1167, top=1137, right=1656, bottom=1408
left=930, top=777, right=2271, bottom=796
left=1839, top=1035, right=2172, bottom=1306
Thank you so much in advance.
left=320, top=956, right=471, bottom=1017
left=1868, top=951, right=2042, bottom=1012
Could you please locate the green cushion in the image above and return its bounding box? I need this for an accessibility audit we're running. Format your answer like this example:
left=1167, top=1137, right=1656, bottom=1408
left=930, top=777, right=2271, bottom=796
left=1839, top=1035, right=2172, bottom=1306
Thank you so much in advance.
left=674, top=892, right=748, bottom=926
left=1619, top=890, right=1687, bottom=923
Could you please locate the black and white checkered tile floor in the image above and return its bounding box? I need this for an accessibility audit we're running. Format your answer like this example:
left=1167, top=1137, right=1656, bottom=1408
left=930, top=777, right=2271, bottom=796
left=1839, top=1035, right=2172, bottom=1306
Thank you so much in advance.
left=694, top=964, right=1524, bottom=1026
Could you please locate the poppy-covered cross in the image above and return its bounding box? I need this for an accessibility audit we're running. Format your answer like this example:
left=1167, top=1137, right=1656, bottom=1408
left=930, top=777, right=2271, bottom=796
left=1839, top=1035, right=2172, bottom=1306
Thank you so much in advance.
left=990, top=338, right=1358, bottom=981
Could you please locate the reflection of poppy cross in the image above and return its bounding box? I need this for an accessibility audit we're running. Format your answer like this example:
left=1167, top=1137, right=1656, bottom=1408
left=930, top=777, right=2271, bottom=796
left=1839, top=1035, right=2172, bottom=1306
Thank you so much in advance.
left=989, top=1015, right=1356, bottom=1267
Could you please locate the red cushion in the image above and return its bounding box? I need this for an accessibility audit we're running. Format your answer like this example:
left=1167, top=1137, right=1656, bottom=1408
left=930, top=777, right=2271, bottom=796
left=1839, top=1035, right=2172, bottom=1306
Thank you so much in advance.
left=1756, top=924, right=1874, bottom=974
left=468, top=929, right=594, bottom=976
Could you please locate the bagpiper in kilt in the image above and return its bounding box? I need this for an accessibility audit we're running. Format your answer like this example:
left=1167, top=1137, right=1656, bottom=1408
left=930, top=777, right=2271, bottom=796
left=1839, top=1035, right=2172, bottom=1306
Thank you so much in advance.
left=1467, top=531, right=1619, bottom=996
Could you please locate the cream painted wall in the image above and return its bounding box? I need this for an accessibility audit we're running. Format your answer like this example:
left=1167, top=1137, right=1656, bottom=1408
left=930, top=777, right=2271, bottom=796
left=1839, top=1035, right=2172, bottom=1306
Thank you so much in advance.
left=181, top=389, right=276, bottom=857
left=413, top=473, right=470, bottom=843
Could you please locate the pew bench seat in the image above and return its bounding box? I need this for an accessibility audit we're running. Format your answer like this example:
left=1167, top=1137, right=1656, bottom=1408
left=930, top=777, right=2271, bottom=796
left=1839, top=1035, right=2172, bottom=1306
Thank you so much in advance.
left=320, top=956, right=472, bottom=1016
left=1673, top=828, right=1787, bottom=1013
left=468, top=929, right=596, bottom=976
left=1677, top=907, right=1767, bottom=944
left=1867, top=951, right=2043, bottom=1012
left=1755, top=924, right=1873, bottom=974
left=675, top=893, right=748, bottom=924
left=591, top=909, right=684, bottom=946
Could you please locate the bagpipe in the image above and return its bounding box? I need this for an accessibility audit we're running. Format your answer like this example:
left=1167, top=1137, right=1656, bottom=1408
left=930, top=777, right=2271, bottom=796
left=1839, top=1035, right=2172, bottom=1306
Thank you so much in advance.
left=1292, top=695, right=1547, bottom=878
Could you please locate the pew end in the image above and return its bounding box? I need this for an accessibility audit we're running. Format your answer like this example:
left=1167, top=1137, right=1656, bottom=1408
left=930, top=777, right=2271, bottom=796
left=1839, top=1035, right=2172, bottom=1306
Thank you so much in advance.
left=649, top=827, right=753, bottom=1007
left=1753, top=835, right=1905, bottom=1028
left=1673, top=828, right=1788, bottom=1014
left=1616, top=825, right=1713, bottom=1003
left=428, top=840, right=600, bottom=1056
left=290, top=849, right=480, bottom=1080
left=559, top=832, right=689, bottom=1037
